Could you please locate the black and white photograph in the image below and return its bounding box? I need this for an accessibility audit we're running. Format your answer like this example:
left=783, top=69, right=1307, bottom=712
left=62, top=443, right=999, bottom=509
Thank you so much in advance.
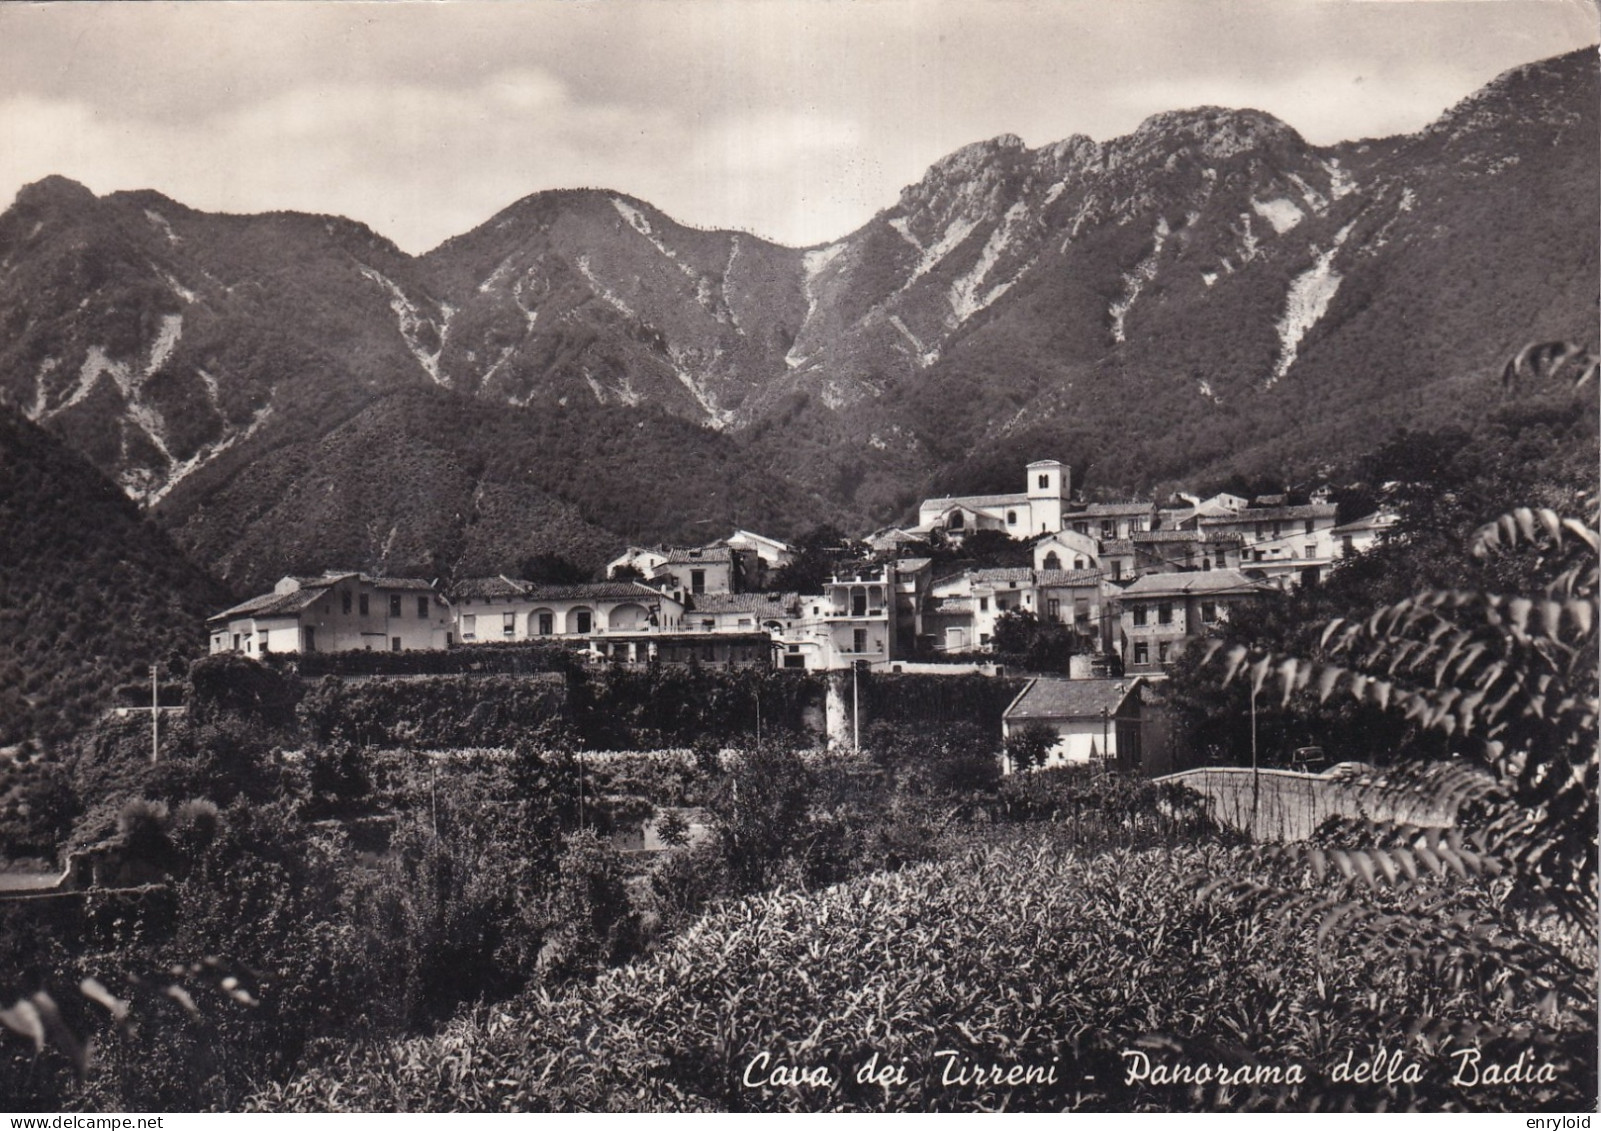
left=0, top=0, right=1595, bottom=1114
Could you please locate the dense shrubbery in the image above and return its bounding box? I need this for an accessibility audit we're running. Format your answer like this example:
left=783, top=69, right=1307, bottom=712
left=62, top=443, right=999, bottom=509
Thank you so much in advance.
left=265, top=641, right=578, bottom=679
left=251, top=830, right=1594, bottom=1112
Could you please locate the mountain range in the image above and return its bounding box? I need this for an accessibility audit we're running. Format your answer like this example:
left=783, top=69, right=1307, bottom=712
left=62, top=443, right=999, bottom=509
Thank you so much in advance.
left=0, top=47, right=1595, bottom=597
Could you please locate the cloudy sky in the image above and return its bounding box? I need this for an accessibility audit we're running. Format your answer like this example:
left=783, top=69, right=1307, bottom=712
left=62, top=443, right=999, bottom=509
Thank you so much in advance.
left=0, top=1, right=1593, bottom=252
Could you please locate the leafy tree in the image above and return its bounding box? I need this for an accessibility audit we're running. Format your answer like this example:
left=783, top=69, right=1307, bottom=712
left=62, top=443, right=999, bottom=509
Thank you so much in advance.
left=1004, top=722, right=1058, bottom=775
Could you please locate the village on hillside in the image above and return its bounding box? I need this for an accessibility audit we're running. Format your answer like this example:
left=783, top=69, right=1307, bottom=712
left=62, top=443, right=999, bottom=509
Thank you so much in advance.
left=205, top=459, right=1396, bottom=768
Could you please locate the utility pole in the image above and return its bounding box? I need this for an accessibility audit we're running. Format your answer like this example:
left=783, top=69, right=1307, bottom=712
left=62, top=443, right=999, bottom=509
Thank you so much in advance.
left=150, top=663, right=159, bottom=764
left=1250, top=683, right=1260, bottom=824
left=852, top=660, right=861, bottom=753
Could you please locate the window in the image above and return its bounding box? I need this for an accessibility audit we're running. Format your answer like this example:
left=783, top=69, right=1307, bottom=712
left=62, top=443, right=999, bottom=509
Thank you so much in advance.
left=233, top=633, right=241, bottom=651
left=1006, top=510, right=1017, bottom=525
left=738, top=617, right=752, bottom=628
left=1134, top=641, right=1149, bottom=665
left=853, top=628, right=868, bottom=654
left=1073, top=521, right=1089, bottom=535
left=949, top=511, right=964, bottom=530
left=303, top=626, right=317, bottom=652
left=575, top=610, right=592, bottom=634
left=503, top=612, right=516, bottom=637
left=538, top=612, right=553, bottom=636
left=342, top=591, right=352, bottom=615
left=784, top=654, right=806, bottom=669
left=1305, top=518, right=1315, bottom=534
left=1038, top=474, right=1049, bottom=489
left=260, top=635, right=270, bottom=654
left=1047, top=598, right=1061, bottom=621
left=1158, top=641, right=1170, bottom=663
left=392, top=637, right=402, bottom=652
left=1201, top=601, right=1218, bottom=623
left=1043, top=552, right=1061, bottom=570
left=1158, top=602, right=1173, bottom=625
left=1132, top=604, right=1147, bottom=626
left=359, top=594, right=370, bottom=616
left=390, top=594, right=402, bottom=617
left=1074, top=599, right=1089, bottom=624
left=1112, top=561, right=1123, bottom=581
left=1074, top=557, right=1087, bottom=570
left=701, top=619, right=715, bottom=631
left=418, top=596, right=429, bottom=618
left=462, top=614, right=477, bottom=639
left=445, top=632, right=453, bottom=647
left=1343, top=535, right=1354, bottom=555
left=1102, top=520, right=1115, bottom=539
left=691, top=569, right=706, bottom=594
left=979, top=597, right=989, bottom=612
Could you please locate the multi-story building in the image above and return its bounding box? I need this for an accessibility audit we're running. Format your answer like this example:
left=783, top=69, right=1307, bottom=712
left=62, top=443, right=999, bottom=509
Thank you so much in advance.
left=450, top=578, right=685, bottom=644
left=646, top=545, right=757, bottom=596
left=208, top=573, right=454, bottom=655
left=1117, top=568, right=1272, bottom=674
left=1194, top=502, right=1340, bottom=589
left=788, top=563, right=898, bottom=669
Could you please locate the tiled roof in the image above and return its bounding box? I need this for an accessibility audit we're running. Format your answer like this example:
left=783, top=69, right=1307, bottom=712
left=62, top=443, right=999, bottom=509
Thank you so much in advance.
left=522, top=582, right=667, bottom=602
left=1200, top=503, right=1338, bottom=523
left=894, top=557, right=933, bottom=572
left=1074, top=501, right=1155, bottom=516
left=211, top=585, right=328, bottom=622
left=369, top=576, right=435, bottom=591
left=926, top=596, right=974, bottom=614
left=1132, top=530, right=1201, bottom=543
left=1005, top=677, right=1140, bottom=720
left=970, top=567, right=1036, bottom=584
left=1101, top=539, right=1135, bottom=554
left=922, top=493, right=1029, bottom=510
left=688, top=592, right=800, bottom=616
left=449, top=575, right=530, bottom=602
left=663, top=546, right=734, bottom=564
left=1119, top=568, right=1274, bottom=598
left=1036, top=569, right=1104, bottom=586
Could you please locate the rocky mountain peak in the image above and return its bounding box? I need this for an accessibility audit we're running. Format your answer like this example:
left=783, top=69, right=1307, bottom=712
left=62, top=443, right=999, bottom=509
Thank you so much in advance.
left=1123, top=106, right=1304, bottom=162
left=7, top=175, right=99, bottom=216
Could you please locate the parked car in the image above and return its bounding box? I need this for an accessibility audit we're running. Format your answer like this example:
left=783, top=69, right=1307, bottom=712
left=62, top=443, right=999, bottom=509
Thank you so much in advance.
left=1288, top=746, right=1327, bottom=772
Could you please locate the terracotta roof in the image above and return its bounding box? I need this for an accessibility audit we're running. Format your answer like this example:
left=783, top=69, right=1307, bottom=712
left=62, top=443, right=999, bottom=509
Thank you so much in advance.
left=1132, top=530, right=1202, bottom=543
left=449, top=575, right=530, bottom=602
left=211, top=586, right=327, bottom=622
left=522, top=582, right=667, bottom=603
left=1005, top=677, right=1141, bottom=720
left=1074, top=501, right=1155, bottom=516
left=688, top=592, right=801, bottom=616
left=1119, top=568, right=1274, bottom=598
left=369, top=576, right=435, bottom=591
left=895, top=557, right=933, bottom=572
left=926, top=596, right=974, bottom=614
left=922, top=493, right=1029, bottom=510
left=1036, top=569, right=1104, bottom=586
left=1200, top=503, right=1338, bottom=523
left=663, top=546, right=734, bottom=564
left=970, top=568, right=1036, bottom=586
left=1102, top=539, right=1135, bottom=554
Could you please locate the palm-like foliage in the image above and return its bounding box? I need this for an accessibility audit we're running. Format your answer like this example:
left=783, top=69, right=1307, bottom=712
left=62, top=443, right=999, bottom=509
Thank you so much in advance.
left=1214, top=343, right=1596, bottom=922
left=1208, top=500, right=1597, bottom=924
